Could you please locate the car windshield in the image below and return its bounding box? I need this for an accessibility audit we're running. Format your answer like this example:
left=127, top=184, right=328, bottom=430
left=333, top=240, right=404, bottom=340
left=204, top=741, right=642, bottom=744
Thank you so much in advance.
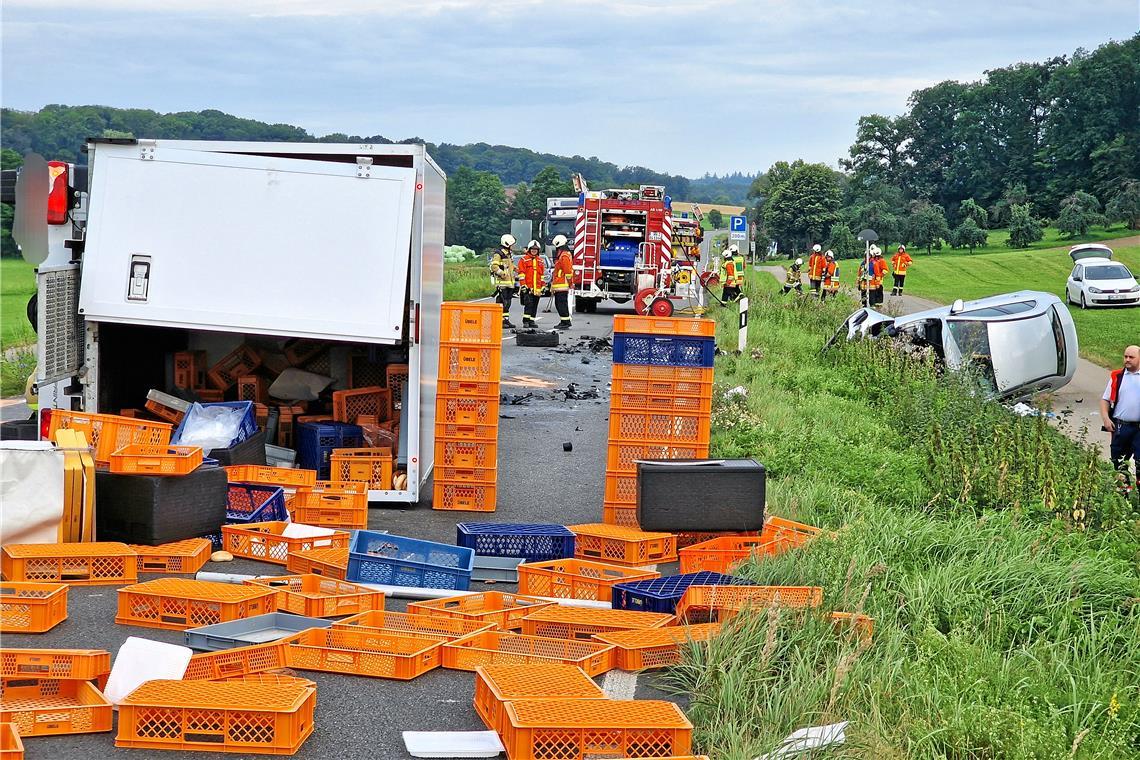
left=1085, top=264, right=1131, bottom=280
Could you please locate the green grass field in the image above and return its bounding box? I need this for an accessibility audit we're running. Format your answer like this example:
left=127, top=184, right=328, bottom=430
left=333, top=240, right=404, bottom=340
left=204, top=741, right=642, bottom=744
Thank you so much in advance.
left=935, top=224, right=1130, bottom=256
left=1, top=258, right=36, bottom=397
left=444, top=258, right=493, bottom=302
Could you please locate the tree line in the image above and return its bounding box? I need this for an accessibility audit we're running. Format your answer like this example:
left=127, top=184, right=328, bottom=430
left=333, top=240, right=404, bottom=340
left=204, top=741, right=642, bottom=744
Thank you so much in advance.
left=753, top=35, right=1140, bottom=258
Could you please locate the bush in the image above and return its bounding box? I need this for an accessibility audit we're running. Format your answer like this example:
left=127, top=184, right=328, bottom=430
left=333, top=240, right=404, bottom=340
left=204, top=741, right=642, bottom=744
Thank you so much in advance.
left=1006, top=203, right=1044, bottom=248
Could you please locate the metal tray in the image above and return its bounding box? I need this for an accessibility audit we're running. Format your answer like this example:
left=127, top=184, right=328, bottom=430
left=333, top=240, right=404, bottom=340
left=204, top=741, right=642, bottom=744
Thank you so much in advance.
left=183, top=612, right=331, bottom=651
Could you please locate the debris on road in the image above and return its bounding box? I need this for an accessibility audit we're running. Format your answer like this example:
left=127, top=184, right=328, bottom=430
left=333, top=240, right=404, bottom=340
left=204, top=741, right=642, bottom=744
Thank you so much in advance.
left=557, top=383, right=600, bottom=401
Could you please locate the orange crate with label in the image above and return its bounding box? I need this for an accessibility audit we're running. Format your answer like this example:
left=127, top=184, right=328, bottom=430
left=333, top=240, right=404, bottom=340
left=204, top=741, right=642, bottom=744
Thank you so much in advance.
left=115, top=679, right=315, bottom=755
left=594, top=623, right=722, bottom=671
left=285, top=547, right=348, bottom=579
left=0, top=583, right=68, bottom=633
left=182, top=639, right=295, bottom=681
left=116, top=578, right=277, bottom=631
left=569, top=524, right=677, bottom=566
left=0, top=723, right=21, bottom=759
left=473, top=664, right=606, bottom=735
left=128, top=538, right=213, bottom=575
left=435, top=437, right=499, bottom=469
left=519, top=606, right=674, bottom=641
left=173, top=350, right=207, bottom=389
left=220, top=522, right=349, bottom=565
left=291, top=480, right=368, bottom=529
left=285, top=627, right=445, bottom=680
left=245, top=574, right=384, bottom=619
left=610, top=363, right=714, bottom=386
left=676, top=585, right=824, bottom=623
left=433, top=481, right=497, bottom=512
left=438, top=379, right=500, bottom=399
left=1, top=543, right=137, bottom=586
left=108, top=444, right=203, bottom=476
left=608, top=410, right=711, bottom=447
left=334, top=609, right=494, bottom=641
left=0, top=679, right=113, bottom=737
left=48, top=410, right=172, bottom=466
left=500, top=699, right=692, bottom=760
left=516, top=559, right=658, bottom=603
left=0, top=649, right=110, bottom=681
left=409, top=591, right=552, bottom=631
left=439, top=342, right=502, bottom=382
left=330, top=447, right=393, bottom=490
left=441, top=303, right=504, bottom=345
left=333, top=386, right=391, bottom=424
left=207, top=344, right=262, bottom=390
left=606, top=441, right=708, bottom=473
left=612, top=315, right=716, bottom=337
left=442, top=631, right=615, bottom=677
left=437, top=395, right=500, bottom=425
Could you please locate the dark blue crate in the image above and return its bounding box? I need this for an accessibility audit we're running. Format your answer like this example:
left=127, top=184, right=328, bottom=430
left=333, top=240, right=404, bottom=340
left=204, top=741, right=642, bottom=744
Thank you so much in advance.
left=456, top=523, right=576, bottom=562
left=611, top=571, right=754, bottom=613
left=297, top=421, right=363, bottom=479
left=347, top=530, right=474, bottom=591
left=612, top=333, right=715, bottom=368
left=225, top=483, right=288, bottom=523
left=174, top=401, right=258, bottom=448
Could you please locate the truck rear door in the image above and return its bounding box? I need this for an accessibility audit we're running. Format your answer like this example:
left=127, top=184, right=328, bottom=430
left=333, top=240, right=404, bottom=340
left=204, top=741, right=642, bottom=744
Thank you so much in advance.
left=79, top=143, right=416, bottom=344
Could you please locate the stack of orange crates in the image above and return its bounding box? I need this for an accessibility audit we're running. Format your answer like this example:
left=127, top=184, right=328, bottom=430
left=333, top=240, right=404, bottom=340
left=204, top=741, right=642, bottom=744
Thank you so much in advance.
left=604, top=316, right=716, bottom=527
left=433, top=303, right=503, bottom=511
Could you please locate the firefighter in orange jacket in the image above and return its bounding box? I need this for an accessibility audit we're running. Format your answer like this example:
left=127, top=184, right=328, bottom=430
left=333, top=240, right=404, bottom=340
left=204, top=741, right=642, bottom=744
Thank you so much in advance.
left=806, top=244, right=826, bottom=294
left=550, top=234, right=574, bottom=330
left=820, top=251, right=840, bottom=301
left=870, top=247, right=888, bottom=306
left=891, top=245, right=913, bottom=296
left=516, top=240, right=545, bottom=328
left=721, top=244, right=742, bottom=301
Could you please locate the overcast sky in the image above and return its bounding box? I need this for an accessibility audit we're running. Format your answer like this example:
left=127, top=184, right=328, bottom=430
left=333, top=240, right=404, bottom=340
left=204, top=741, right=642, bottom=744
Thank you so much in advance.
left=2, top=1, right=1136, bottom=177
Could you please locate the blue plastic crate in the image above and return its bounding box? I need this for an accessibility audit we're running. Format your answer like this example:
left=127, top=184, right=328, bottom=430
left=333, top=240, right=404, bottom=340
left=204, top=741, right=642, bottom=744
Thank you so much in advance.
left=296, top=421, right=363, bottom=479
left=347, top=530, right=474, bottom=591
left=612, top=333, right=716, bottom=368
left=611, top=571, right=754, bottom=613
left=173, top=401, right=258, bottom=448
left=225, top=482, right=288, bottom=523
left=456, top=523, right=576, bottom=562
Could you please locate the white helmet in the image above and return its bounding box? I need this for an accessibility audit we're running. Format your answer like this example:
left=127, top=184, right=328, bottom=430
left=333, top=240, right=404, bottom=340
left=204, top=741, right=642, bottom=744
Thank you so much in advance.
left=812, top=244, right=822, bottom=252
left=500, top=234, right=516, bottom=248
left=869, top=244, right=881, bottom=256
left=728, top=244, right=739, bottom=254
left=551, top=234, right=569, bottom=248
left=795, top=258, right=803, bottom=266
left=525, top=239, right=540, bottom=251
left=825, top=250, right=834, bottom=259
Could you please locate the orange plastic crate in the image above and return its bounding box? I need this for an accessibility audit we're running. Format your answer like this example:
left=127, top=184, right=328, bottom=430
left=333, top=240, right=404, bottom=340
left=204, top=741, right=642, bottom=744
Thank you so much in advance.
left=612, top=315, right=716, bottom=337
left=444, top=631, right=614, bottom=677
left=0, top=723, right=22, bottom=759
left=439, top=342, right=502, bottom=382
left=435, top=437, right=499, bottom=469
left=108, top=444, right=203, bottom=476
left=224, top=465, right=318, bottom=489
left=674, top=530, right=759, bottom=551
left=1, top=543, right=137, bottom=586
left=441, top=302, right=504, bottom=345
left=0, top=649, right=110, bottom=681
left=408, top=592, right=553, bottom=631
left=520, top=606, right=674, bottom=641
left=116, top=578, right=278, bottom=631
left=831, top=611, right=875, bottom=641
left=207, top=343, right=262, bottom=390
left=676, top=585, right=824, bottom=623
left=285, top=547, right=348, bottom=579
left=0, top=679, right=112, bottom=737
left=220, top=522, right=349, bottom=566
left=236, top=374, right=267, bottom=403
left=435, top=466, right=497, bottom=484
left=473, top=664, right=606, bottom=735
left=678, top=535, right=789, bottom=574
left=606, top=441, right=708, bottom=473
left=282, top=338, right=324, bottom=367
left=291, top=480, right=368, bottom=529
left=334, top=609, right=494, bottom=641
left=438, top=379, right=500, bottom=399
left=386, top=363, right=410, bottom=417
left=610, top=363, right=714, bottom=386
left=434, top=421, right=499, bottom=442
left=437, top=395, right=501, bottom=426
left=245, top=574, right=384, bottom=619
left=330, top=447, right=393, bottom=490
left=569, top=524, right=677, bottom=566
left=219, top=673, right=317, bottom=689
left=609, top=392, right=712, bottom=416
left=517, top=559, right=658, bottom=603
left=48, top=410, right=172, bottom=466
left=501, top=699, right=692, bottom=760
left=285, top=627, right=445, bottom=680
left=333, top=386, right=391, bottom=424
left=0, top=583, right=68, bottom=633
left=608, top=409, right=711, bottom=447
left=173, top=350, right=207, bottom=389
left=610, top=373, right=714, bottom=400
left=594, top=623, right=722, bottom=671
left=144, top=398, right=186, bottom=424
left=433, top=481, right=497, bottom=512
left=115, top=679, right=315, bottom=755
left=128, top=538, right=213, bottom=575
left=602, top=503, right=640, bottom=528
left=603, top=470, right=637, bottom=506
left=183, top=639, right=295, bottom=681
left=763, top=514, right=824, bottom=548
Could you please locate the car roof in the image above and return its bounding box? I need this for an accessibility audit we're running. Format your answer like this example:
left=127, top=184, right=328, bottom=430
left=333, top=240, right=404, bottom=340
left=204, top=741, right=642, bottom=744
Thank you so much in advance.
left=894, top=290, right=1061, bottom=325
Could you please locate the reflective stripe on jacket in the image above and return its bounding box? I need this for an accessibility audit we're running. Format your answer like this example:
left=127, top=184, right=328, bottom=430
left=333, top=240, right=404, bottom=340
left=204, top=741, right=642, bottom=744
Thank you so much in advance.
left=517, top=254, right=545, bottom=290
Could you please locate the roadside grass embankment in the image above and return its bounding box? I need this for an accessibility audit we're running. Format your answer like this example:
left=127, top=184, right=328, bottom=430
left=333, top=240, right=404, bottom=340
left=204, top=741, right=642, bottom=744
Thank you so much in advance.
left=1, top=258, right=36, bottom=397
left=666, top=275, right=1140, bottom=759
left=445, top=258, right=494, bottom=302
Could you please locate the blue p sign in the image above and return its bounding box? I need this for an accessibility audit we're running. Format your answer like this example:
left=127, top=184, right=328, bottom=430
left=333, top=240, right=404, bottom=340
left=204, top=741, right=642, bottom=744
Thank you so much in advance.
left=730, top=215, right=746, bottom=232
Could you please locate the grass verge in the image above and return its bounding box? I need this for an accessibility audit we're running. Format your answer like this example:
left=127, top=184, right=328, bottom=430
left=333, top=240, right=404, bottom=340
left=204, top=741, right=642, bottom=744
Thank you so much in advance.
left=1, top=257, right=36, bottom=396
left=444, top=258, right=494, bottom=302
left=664, top=275, right=1140, bottom=759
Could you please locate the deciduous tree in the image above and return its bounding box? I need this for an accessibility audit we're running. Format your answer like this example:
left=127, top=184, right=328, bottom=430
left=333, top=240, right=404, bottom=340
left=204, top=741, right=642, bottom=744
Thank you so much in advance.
left=1006, top=203, right=1044, bottom=248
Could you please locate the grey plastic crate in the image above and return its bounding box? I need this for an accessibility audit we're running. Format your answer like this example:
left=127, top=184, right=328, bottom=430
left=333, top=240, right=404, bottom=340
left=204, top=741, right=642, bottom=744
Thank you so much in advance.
left=471, top=556, right=524, bottom=583
left=183, top=612, right=332, bottom=651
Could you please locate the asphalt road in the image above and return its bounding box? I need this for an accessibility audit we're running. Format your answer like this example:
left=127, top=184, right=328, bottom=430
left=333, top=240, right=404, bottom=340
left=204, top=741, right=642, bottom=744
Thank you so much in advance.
left=3, top=300, right=685, bottom=760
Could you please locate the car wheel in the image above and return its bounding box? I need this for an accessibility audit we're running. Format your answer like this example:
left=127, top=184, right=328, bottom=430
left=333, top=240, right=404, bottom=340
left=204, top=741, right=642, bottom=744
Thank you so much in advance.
left=1080, top=293, right=1088, bottom=310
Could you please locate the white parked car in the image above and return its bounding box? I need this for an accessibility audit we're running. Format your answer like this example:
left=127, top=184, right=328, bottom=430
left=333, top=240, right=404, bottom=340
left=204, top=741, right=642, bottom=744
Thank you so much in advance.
left=1065, top=244, right=1140, bottom=308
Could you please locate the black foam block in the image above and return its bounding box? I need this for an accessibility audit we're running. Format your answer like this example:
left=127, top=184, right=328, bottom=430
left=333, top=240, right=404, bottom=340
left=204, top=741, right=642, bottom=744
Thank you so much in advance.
left=636, top=459, right=765, bottom=532
left=95, top=465, right=228, bottom=545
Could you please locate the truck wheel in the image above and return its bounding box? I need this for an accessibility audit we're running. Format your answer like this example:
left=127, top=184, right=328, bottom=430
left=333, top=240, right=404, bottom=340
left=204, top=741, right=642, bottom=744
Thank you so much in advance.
left=26, top=294, right=38, bottom=333
left=516, top=330, right=559, bottom=347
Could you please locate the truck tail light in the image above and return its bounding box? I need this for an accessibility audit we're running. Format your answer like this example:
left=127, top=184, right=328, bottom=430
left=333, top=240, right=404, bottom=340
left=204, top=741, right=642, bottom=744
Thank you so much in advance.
left=47, top=161, right=69, bottom=224
left=39, top=408, right=53, bottom=441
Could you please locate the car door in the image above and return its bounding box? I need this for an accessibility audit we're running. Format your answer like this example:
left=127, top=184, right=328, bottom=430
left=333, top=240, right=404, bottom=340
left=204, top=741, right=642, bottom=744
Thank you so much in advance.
left=1068, top=265, right=1082, bottom=301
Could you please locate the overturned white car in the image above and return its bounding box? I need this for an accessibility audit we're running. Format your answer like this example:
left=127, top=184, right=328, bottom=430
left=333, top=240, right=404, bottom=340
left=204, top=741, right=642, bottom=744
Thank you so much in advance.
left=830, top=291, right=1078, bottom=400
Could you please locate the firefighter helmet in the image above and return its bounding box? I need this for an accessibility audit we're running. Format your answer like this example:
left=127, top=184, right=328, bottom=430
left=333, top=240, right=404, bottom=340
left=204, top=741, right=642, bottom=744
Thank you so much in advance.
left=525, top=239, right=540, bottom=251
left=812, top=244, right=822, bottom=252
left=898, top=244, right=906, bottom=252
left=826, top=250, right=835, bottom=259
left=728, top=244, right=739, bottom=254
left=551, top=234, right=569, bottom=249
left=500, top=234, right=516, bottom=248
left=795, top=258, right=803, bottom=266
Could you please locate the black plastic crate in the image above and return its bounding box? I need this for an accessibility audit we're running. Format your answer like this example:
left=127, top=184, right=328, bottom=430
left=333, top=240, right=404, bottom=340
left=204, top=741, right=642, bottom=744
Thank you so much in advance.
left=95, top=466, right=228, bottom=545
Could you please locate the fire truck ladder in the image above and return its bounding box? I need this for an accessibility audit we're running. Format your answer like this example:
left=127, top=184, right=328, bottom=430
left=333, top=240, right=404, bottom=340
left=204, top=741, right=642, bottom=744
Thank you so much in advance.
left=579, top=201, right=603, bottom=288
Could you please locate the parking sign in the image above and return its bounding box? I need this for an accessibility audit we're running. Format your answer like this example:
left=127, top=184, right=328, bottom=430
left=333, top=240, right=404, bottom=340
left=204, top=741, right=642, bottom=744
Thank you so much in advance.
left=730, top=216, right=746, bottom=233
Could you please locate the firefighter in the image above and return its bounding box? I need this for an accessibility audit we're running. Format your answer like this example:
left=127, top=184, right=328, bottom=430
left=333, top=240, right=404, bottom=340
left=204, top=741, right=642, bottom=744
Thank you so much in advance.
left=871, top=247, right=889, bottom=306
left=516, top=240, right=545, bottom=328
left=782, top=258, right=804, bottom=295
left=490, top=234, right=517, bottom=327
left=550, top=234, right=574, bottom=330
left=732, top=244, right=747, bottom=290
left=891, top=245, right=913, bottom=296
left=721, top=246, right=742, bottom=302
left=807, top=244, right=826, bottom=294
left=820, top=251, right=839, bottom=301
